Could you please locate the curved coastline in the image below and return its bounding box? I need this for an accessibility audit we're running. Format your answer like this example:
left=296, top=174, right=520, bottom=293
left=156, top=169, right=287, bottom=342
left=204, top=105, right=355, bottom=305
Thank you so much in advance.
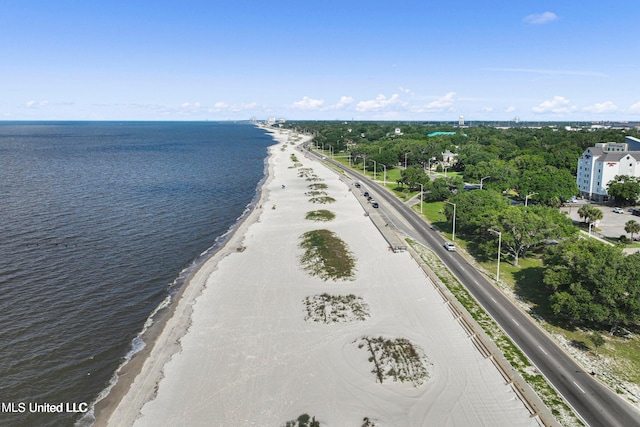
left=89, top=125, right=285, bottom=427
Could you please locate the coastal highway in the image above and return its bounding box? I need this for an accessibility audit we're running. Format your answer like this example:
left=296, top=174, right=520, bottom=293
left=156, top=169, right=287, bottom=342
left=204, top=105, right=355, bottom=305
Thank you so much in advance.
left=304, top=147, right=640, bottom=427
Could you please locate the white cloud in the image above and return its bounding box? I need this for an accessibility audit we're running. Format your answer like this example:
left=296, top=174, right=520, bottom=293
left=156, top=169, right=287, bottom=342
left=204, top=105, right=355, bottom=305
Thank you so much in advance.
left=290, top=96, right=325, bottom=110
left=411, top=92, right=456, bottom=113
left=211, top=101, right=258, bottom=112
left=25, top=100, right=48, bottom=108
left=330, top=96, right=354, bottom=110
left=399, top=86, right=414, bottom=95
left=584, top=101, right=618, bottom=114
left=629, top=101, right=640, bottom=113
left=532, top=96, right=573, bottom=114
left=523, top=11, right=558, bottom=25
left=504, top=106, right=516, bottom=113
left=230, top=102, right=257, bottom=112
left=356, top=94, right=405, bottom=112
left=181, top=102, right=201, bottom=109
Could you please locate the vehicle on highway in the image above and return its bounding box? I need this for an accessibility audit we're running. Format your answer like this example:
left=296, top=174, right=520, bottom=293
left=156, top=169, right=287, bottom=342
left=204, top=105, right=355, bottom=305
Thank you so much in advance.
left=443, top=242, right=456, bottom=251
left=354, top=182, right=361, bottom=188
left=363, top=191, right=369, bottom=198
left=613, top=207, right=624, bottom=213
left=371, top=201, right=379, bottom=208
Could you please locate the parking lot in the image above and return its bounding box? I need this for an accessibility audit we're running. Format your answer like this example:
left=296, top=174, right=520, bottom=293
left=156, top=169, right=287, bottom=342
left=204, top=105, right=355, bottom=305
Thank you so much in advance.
left=560, top=202, right=640, bottom=252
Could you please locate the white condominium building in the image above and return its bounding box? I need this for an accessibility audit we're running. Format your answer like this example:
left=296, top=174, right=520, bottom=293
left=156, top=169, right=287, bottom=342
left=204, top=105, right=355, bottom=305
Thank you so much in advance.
left=577, top=136, right=640, bottom=202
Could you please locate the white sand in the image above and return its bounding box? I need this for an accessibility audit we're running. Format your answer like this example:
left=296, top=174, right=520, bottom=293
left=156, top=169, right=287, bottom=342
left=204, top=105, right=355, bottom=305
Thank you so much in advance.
left=104, top=128, right=540, bottom=426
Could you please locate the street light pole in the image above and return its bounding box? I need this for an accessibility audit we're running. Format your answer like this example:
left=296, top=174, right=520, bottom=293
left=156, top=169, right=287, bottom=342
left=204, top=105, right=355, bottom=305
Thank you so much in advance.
left=371, top=160, right=377, bottom=180
left=381, top=164, right=387, bottom=186
left=446, top=201, right=457, bottom=241
left=489, top=228, right=502, bottom=281
left=480, top=176, right=491, bottom=190
left=420, top=183, right=424, bottom=215
left=525, top=192, right=538, bottom=207
left=404, top=152, right=409, bottom=169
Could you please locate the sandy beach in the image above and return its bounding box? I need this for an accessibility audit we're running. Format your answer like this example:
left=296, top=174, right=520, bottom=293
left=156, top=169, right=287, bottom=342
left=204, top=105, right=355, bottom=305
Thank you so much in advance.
left=96, top=127, right=541, bottom=426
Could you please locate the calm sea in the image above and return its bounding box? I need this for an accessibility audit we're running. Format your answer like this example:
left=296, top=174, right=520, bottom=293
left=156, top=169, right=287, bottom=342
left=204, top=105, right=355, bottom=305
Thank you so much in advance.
left=0, top=121, right=275, bottom=427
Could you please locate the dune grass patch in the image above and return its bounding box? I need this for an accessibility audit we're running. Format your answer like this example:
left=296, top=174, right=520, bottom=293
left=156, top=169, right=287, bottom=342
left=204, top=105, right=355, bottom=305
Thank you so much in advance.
left=305, top=190, right=328, bottom=197
left=305, top=210, right=335, bottom=222
left=304, top=293, right=369, bottom=323
left=307, top=183, right=328, bottom=190
left=299, top=229, right=356, bottom=281
left=308, top=196, right=336, bottom=204
left=283, top=414, right=319, bottom=427
left=355, top=336, right=432, bottom=387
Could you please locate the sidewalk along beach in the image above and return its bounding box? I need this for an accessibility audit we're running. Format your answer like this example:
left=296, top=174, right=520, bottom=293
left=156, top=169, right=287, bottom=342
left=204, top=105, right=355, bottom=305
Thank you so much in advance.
left=97, top=127, right=542, bottom=426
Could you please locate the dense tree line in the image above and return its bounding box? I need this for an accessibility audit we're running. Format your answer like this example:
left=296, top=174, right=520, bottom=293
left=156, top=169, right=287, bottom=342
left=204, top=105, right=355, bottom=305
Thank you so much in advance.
left=282, top=121, right=640, bottom=332
left=284, top=120, right=638, bottom=207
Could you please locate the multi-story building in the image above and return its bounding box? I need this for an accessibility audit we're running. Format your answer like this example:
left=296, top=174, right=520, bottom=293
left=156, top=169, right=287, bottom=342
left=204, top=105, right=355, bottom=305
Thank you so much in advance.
left=577, top=136, right=640, bottom=202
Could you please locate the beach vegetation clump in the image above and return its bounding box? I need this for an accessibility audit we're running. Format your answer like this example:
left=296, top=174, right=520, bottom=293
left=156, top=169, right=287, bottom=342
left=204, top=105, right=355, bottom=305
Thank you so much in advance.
left=307, top=183, right=328, bottom=190
left=283, top=413, right=320, bottom=427
left=297, top=168, right=315, bottom=178
left=289, top=153, right=303, bottom=168
left=304, top=293, right=369, bottom=323
left=305, top=190, right=328, bottom=197
left=309, top=196, right=336, bottom=204
left=299, top=229, right=356, bottom=281
left=355, top=336, right=432, bottom=387
left=298, top=168, right=323, bottom=181
left=305, top=210, right=335, bottom=222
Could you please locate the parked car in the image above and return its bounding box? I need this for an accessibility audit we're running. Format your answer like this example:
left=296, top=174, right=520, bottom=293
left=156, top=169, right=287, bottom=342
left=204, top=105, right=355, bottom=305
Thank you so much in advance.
left=613, top=207, right=624, bottom=214
left=443, top=242, right=456, bottom=251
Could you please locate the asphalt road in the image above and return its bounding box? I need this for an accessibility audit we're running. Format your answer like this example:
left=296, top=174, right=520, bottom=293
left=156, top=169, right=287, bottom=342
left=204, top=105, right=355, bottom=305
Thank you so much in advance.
left=308, top=147, right=640, bottom=427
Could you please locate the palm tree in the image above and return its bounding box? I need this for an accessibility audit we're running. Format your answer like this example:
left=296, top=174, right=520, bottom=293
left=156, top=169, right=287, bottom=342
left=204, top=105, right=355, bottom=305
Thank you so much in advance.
left=586, top=206, right=603, bottom=224
left=578, top=204, right=592, bottom=222
left=625, top=220, right=640, bottom=241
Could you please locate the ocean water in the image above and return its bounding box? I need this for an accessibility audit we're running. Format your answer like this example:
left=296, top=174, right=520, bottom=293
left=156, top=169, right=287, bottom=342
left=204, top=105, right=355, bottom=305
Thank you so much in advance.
left=0, top=122, right=275, bottom=427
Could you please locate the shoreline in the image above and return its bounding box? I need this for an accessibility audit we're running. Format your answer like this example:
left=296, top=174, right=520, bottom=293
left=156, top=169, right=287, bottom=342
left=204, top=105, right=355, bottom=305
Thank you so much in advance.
left=91, top=125, right=288, bottom=426
left=96, top=125, right=539, bottom=426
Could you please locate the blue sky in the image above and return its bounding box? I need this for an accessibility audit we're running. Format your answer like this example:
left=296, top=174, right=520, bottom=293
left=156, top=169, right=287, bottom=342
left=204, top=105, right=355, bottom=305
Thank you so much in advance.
left=2, top=0, right=639, bottom=121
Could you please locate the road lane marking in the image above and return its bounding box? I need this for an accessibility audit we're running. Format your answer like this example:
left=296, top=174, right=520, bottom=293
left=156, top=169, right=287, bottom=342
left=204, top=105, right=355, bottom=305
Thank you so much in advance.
left=573, top=381, right=586, bottom=394
left=512, top=318, right=520, bottom=327
left=538, top=345, right=548, bottom=355
left=490, top=297, right=497, bottom=303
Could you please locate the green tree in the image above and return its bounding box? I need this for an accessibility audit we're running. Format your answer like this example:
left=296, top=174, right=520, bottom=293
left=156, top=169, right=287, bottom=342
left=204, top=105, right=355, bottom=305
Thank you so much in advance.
left=492, top=205, right=577, bottom=267
left=543, top=239, right=640, bottom=332
left=518, top=166, right=579, bottom=207
left=400, top=166, right=427, bottom=190
left=449, top=189, right=510, bottom=234
left=625, top=219, right=640, bottom=240
left=577, top=204, right=603, bottom=224
left=424, top=176, right=464, bottom=202
left=607, top=175, right=640, bottom=206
